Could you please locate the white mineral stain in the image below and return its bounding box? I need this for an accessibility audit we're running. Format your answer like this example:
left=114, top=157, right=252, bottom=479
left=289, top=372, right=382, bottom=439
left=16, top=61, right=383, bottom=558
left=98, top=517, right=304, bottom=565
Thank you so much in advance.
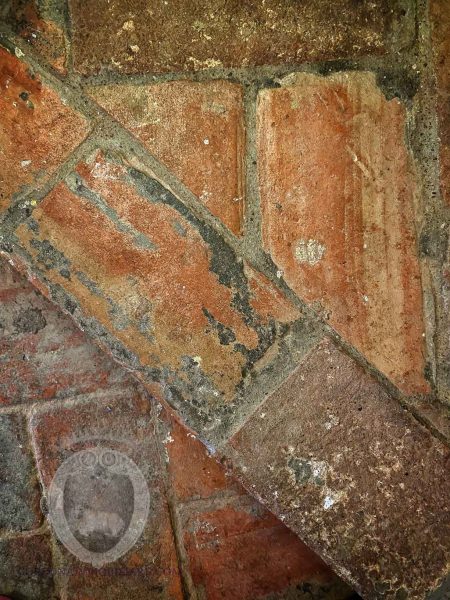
left=294, top=239, right=326, bottom=265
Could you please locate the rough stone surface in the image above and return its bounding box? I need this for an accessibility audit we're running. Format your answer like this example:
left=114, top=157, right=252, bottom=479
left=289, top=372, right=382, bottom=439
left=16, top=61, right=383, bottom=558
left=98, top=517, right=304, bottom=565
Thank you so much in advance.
left=0, top=46, right=89, bottom=214
left=225, top=339, right=450, bottom=600
left=162, top=410, right=356, bottom=600
left=16, top=150, right=306, bottom=441
left=1, top=0, right=68, bottom=73
left=0, top=533, right=56, bottom=599
left=0, top=412, right=41, bottom=532
left=89, top=80, right=245, bottom=235
left=0, top=258, right=132, bottom=404
left=30, top=388, right=184, bottom=599
left=258, top=71, right=428, bottom=395
left=68, top=0, right=412, bottom=75
left=431, top=0, right=450, bottom=205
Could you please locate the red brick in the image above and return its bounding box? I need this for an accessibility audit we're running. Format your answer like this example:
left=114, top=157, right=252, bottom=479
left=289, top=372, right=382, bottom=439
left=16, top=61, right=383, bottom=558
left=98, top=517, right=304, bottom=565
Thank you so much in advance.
left=0, top=46, right=89, bottom=214
left=4, top=0, right=68, bottom=73
left=179, top=499, right=354, bottom=600
left=431, top=0, right=450, bottom=205
left=161, top=409, right=244, bottom=502
left=226, top=339, right=450, bottom=599
left=0, top=258, right=133, bottom=405
left=30, top=388, right=184, bottom=599
left=89, top=81, right=245, bottom=235
left=258, top=72, right=428, bottom=394
left=68, top=0, right=410, bottom=75
left=162, top=408, right=355, bottom=600
left=0, top=533, right=56, bottom=599
left=16, top=150, right=300, bottom=438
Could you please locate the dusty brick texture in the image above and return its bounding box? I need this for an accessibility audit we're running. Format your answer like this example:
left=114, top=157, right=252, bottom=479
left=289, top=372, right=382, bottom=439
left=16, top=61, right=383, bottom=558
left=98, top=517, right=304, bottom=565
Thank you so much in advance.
left=89, top=81, right=245, bottom=235
left=14, top=150, right=309, bottom=441
left=0, top=1, right=449, bottom=598
left=68, top=0, right=412, bottom=75
left=225, top=340, right=450, bottom=599
left=0, top=256, right=353, bottom=599
left=258, top=71, right=428, bottom=395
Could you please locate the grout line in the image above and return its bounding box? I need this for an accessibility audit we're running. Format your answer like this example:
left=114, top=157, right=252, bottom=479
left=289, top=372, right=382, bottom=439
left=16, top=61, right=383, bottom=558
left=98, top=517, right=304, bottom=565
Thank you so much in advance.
left=153, top=409, right=199, bottom=600
left=241, top=82, right=262, bottom=246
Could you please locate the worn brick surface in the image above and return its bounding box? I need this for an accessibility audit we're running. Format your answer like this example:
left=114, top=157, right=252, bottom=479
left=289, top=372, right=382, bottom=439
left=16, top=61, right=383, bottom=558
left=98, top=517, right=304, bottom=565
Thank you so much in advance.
left=0, top=46, right=89, bottom=214
left=0, top=412, right=41, bottom=532
left=162, top=411, right=356, bottom=600
left=68, top=0, right=411, bottom=75
left=16, top=150, right=305, bottom=440
left=1, top=0, right=67, bottom=73
left=0, top=258, right=132, bottom=404
left=89, top=81, right=245, bottom=235
left=225, top=339, right=450, bottom=599
left=258, top=72, right=428, bottom=395
left=431, top=0, right=450, bottom=205
left=30, top=388, right=184, bottom=599
left=0, top=533, right=56, bottom=599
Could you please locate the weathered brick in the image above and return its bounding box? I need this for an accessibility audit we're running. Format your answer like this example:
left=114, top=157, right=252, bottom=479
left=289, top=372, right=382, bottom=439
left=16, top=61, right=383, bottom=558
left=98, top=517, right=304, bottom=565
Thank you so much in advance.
left=68, top=0, right=411, bottom=75
left=258, top=72, right=428, bottom=395
left=0, top=258, right=133, bottom=404
left=0, top=46, right=89, bottom=214
left=1, top=0, right=68, bottom=73
left=89, top=80, right=245, bottom=235
left=179, top=498, right=354, bottom=600
left=0, top=533, right=56, bottom=599
left=162, top=409, right=244, bottom=502
left=0, top=412, right=41, bottom=531
left=161, top=409, right=355, bottom=600
left=431, top=0, right=450, bottom=205
left=16, top=150, right=303, bottom=440
left=30, top=388, right=184, bottom=599
left=225, top=339, right=450, bottom=599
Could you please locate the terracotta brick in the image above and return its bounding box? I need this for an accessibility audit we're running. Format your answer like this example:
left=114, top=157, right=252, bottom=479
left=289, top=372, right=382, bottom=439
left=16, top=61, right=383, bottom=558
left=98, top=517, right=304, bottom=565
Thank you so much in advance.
left=162, top=408, right=355, bottom=600
left=30, top=388, right=184, bottom=599
left=89, top=81, right=245, bottom=235
left=179, top=498, right=354, bottom=600
left=431, top=0, right=450, bottom=205
left=226, top=339, right=450, bottom=599
left=2, top=0, right=68, bottom=73
left=68, top=0, right=411, bottom=75
left=161, top=408, right=244, bottom=503
left=258, top=72, right=428, bottom=395
left=0, top=46, right=89, bottom=214
left=0, top=258, right=133, bottom=405
left=0, top=533, right=56, bottom=599
left=16, top=150, right=301, bottom=440
left=0, top=412, right=41, bottom=531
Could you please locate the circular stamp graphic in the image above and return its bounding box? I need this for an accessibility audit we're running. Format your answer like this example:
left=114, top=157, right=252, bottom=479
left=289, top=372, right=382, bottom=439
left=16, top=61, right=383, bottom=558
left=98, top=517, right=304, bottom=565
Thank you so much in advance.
left=47, top=447, right=150, bottom=568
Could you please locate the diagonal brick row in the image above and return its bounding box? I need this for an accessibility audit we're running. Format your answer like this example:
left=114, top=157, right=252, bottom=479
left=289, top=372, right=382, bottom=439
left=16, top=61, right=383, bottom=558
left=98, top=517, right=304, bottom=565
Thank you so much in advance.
left=0, top=3, right=449, bottom=597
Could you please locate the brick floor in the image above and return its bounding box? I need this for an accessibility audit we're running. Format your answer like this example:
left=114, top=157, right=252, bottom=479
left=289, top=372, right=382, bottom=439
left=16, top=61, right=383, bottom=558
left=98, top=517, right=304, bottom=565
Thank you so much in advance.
left=0, top=2, right=449, bottom=598
left=0, top=257, right=356, bottom=599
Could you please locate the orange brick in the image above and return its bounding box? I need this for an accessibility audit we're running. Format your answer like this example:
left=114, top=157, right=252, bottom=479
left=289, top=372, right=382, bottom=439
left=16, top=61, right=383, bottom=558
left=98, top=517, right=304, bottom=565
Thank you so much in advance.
left=16, top=151, right=300, bottom=438
left=89, top=81, right=245, bottom=234
left=258, top=72, right=428, bottom=394
left=0, top=46, right=89, bottom=214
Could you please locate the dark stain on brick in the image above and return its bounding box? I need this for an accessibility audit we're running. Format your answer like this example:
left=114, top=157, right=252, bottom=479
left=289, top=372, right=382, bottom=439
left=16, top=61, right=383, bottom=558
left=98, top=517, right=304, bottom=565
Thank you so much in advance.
left=12, top=306, right=46, bottom=334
